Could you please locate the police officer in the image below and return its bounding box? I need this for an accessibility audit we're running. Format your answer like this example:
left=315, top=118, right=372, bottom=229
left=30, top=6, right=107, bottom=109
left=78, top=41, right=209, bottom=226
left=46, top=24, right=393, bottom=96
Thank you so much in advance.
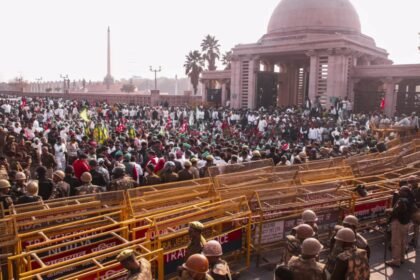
left=386, top=185, right=415, bottom=267
left=285, top=224, right=314, bottom=263
left=10, top=171, right=26, bottom=201
left=0, top=179, right=13, bottom=210
left=202, top=240, right=232, bottom=280
left=108, top=167, right=136, bottom=191
left=302, top=210, right=318, bottom=236
left=331, top=215, right=370, bottom=259
left=186, top=221, right=207, bottom=259
left=330, top=228, right=369, bottom=280
left=288, top=238, right=325, bottom=280
left=116, top=249, right=152, bottom=280
left=179, top=254, right=214, bottom=280
left=75, top=172, right=103, bottom=195
left=408, top=175, right=420, bottom=248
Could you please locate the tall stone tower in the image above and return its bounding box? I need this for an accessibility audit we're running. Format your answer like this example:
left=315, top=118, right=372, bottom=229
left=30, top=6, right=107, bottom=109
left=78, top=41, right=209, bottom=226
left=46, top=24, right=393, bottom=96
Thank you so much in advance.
left=104, top=26, right=114, bottom=90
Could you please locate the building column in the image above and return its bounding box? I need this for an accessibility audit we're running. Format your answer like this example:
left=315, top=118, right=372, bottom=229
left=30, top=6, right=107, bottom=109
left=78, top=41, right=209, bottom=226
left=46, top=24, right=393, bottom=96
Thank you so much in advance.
left=248, top=57, right=259, bottom=109
left=306, top=51, right=318, bottom=104
left=327, top=51, right=349, bottom=101
left=348, top=78, right=360, bottom=104
left=381, top=78, right=402, bottom=117
left=230, top=58, right=241, bottom=109
left=221, top=81, right=227, bottom=107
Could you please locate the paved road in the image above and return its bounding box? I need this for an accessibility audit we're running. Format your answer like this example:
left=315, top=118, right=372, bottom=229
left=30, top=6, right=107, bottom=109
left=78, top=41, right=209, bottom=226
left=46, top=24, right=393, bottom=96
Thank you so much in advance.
left=240, top=242, right=419, bottom=279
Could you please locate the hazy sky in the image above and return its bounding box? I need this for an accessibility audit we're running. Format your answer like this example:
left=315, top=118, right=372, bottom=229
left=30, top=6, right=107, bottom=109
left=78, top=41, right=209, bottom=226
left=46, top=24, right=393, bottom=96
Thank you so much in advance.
left=1, top=0, right=420, bottom=82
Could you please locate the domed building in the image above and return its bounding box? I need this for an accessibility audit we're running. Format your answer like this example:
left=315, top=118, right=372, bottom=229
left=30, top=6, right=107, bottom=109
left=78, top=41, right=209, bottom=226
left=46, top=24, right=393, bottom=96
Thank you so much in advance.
left=202, top=0, right=420, bottom=115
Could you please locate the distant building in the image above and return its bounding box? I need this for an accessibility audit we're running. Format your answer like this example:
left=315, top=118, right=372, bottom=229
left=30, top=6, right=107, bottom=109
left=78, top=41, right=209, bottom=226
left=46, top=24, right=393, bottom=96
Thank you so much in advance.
left=201, top=0, right=420, bottom=115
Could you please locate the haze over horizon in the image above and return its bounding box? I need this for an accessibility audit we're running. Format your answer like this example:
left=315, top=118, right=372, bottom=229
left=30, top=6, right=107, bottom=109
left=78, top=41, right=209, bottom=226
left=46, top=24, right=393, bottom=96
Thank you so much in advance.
left=1, top=0, right=419, bottom=83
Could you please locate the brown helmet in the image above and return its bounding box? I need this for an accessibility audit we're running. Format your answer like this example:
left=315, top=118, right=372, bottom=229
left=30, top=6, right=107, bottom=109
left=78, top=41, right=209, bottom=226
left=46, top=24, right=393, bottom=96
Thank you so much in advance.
left=26, top=181, right=39, bottom=195
left=301, top=238, right=323, bottom=256
left=335, top=228, right=356, bottom=243
left=182, top=254, right=209, bottom=274
left=0, top=179, right=11, bottom=189
left=295, top=224, right=314, bottom=240
left=302, top=209, right=318, bottom=223
left=343, top=215, right=358, bottom=227
left=15, top=172, right=26, bottom=181
left=81, top=172, right=92, bottom=183
left=53, top=170, right=65, bottom=180
left=202, top=240, right=223, bottom=257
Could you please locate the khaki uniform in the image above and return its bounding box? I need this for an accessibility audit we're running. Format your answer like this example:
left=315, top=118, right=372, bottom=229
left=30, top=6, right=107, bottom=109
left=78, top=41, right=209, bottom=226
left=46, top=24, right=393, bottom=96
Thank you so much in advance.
left=126, top=258, right=152, bottom=280
left=288, top=256, right=325, bottom=280
left=209, top=259, right=232, bottom=280
left=185, top=236, right=207, bottom=260
left=330, top=247, right=369, bottom=280
left=109, top=176, right=137, bottom=191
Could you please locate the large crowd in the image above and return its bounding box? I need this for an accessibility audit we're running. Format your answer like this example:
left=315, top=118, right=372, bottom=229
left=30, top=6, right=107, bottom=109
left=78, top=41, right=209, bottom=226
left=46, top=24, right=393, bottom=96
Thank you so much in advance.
left=0, top=95, right=419, bottom=280
left=0, top=95, right=418, bottom=210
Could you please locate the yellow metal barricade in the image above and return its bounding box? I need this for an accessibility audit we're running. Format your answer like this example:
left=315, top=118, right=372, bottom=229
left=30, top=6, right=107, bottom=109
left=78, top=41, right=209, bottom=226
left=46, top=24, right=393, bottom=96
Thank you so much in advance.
left=144, top=197, right=252, bottom=277
left=250, top=188, right=352, bottom=266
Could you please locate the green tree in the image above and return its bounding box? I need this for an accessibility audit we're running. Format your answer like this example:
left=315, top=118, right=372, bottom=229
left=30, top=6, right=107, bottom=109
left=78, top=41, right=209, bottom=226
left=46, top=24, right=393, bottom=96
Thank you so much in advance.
left=201, top=35, right=220, bottom=71
left=184, top=50, right=204, bottom=95
left=222, top=51, right=233, bottom=70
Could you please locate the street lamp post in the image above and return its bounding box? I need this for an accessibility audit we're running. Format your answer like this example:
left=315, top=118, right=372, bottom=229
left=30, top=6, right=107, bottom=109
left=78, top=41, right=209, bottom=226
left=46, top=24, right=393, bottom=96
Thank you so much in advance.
left=60, top=74, right=70, bottom=94
left=36, top=77, right=43, bottom=92
left=149, top=66, right=162, bottom=90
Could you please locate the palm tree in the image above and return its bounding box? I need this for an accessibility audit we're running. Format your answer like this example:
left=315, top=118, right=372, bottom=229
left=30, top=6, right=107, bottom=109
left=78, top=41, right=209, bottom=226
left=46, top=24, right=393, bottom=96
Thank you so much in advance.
left=201, top=35, right=220, bottom=71
left=222, top=51, right=233, bottom=70
left=184, top=50, right=204, bottom=95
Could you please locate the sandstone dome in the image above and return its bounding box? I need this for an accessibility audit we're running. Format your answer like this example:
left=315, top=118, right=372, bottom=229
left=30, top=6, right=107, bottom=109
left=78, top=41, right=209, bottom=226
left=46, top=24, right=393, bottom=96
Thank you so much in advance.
left=267, top=0, right=361, bottom=35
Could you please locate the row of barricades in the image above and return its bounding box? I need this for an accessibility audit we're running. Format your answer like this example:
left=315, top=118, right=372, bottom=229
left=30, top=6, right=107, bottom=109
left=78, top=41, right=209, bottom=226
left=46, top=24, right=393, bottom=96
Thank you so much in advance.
left=3, top=195, right=251, bottom=279
left=0, top=135, right=419, bottom=278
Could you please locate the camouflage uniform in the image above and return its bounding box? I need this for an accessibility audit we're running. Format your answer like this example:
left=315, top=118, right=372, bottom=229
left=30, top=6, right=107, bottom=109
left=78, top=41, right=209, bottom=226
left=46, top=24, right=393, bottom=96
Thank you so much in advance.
left=49, top=181, right=70, bottom=199
left=331, top=225, right=370, bottom=259
left=209, top=259, right=232, bottom=280
left=108, top=176, right=137, bottom=191
left=330, top=247, right=370, bottom=280
left=126, top=258, right=152, bottom=280
left=287, top=256, right=325, bottom=280
left=75, top=183, right=103, bottom=195
left=325, top=242, right=343, bottom=275
left=0, top=194, right=13, bottom=210
left=284, top=235, right=301, bottom=263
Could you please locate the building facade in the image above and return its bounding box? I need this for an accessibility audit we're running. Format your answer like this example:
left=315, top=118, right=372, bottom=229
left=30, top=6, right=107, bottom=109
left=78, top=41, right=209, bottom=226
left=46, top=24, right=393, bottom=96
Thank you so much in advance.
left=201, top=0, right=420, bottom=115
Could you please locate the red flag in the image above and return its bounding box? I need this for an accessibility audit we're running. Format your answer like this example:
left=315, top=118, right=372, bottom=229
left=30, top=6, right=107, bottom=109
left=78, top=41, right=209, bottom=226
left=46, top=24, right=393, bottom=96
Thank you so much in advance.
left=380, top=97, right=385, bottom=110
